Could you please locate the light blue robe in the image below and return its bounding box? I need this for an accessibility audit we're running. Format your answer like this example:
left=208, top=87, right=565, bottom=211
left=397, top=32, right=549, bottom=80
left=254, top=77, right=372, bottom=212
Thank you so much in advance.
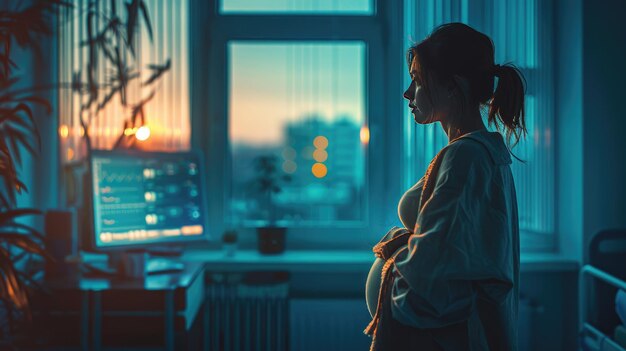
left=390, top=130, right=519, bottom=350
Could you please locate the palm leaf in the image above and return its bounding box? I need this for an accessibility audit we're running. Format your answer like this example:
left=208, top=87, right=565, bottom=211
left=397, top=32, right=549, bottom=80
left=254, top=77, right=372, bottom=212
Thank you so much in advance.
left=0, top=234, right=50, bottom=259
left=16, top=270, right=49, bottom=296
left=0, top=141, right=19, bottom=205
left=19, top=95, right=51, bottom=113
left=0, top=247, right=28, bottom=310
left=5, top=125, right=24, bottom=166
left=143, top=59, right=170, bottom=85
left=96, top=85, right=121, bottom=111
left=0, top=76, right=19, bottom=91
left=0, top=223, right=45, bottom=242
left=2, top=124, right=39, bottom=157
left=0, top=209, right=41, bottom=224
left=125, top=0, right=139, bottom=55
left=139, top=1, right=153, bottom=42
left=14, top=178, right=27, bottom=195
left=0, top=38, right=12, bottom=80
left=0, top=192, right=9, bottom=211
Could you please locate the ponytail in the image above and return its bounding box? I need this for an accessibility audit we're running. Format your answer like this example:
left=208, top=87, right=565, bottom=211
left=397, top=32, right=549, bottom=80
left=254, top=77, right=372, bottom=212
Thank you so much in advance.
left=488, top=64, right=527, bottom=147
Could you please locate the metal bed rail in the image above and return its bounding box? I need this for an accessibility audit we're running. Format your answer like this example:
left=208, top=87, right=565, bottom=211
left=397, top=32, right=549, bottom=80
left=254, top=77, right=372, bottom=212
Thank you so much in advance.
left=579, top=265, right=626, bottom=351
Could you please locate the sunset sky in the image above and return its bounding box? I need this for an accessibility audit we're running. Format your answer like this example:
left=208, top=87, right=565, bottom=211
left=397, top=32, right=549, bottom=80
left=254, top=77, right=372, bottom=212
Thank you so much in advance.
left=229, top=42, right=366, bottom=146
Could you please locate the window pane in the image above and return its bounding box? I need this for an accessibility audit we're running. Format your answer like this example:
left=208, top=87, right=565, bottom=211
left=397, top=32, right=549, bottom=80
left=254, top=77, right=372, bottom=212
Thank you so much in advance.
left=510, top=95, right=555, bottom=237
left=220, top=0, right=373, bottom=14
left=228, top=42, right=367, bottom=226
left=58, top=0, right=190, bottom=162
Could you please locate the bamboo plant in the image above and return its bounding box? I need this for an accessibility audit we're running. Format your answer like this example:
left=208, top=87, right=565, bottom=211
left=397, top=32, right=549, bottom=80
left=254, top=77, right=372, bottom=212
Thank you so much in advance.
left=72, top=0, right=170, bottom=151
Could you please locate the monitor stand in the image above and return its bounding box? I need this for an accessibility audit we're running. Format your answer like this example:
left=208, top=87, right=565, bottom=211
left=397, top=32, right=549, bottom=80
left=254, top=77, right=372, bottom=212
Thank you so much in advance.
left=147, top=246, right=184, bottom=258
left=145, top=246, right=185, bottom=274
left=104, top=250, right=185, bottom=276
left=146, top=257, right=185, bottom=275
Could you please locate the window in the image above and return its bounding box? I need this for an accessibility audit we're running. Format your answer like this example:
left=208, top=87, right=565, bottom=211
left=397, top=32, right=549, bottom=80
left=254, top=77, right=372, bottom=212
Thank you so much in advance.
left=220, top=0, right=373, bottom=14
left=229, top=42, right=367, bottom=226
left=402, top=0, right=555, bottom=251
left=58, top=0, right=191, bottom=162
left=192, top=0, right=394, bottom=246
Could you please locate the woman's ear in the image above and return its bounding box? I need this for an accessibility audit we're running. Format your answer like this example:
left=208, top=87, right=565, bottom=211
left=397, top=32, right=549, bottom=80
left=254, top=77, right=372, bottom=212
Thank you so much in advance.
left=450, top=75, right=471, bottom=99
left=447, top=75, right=472, bottom=116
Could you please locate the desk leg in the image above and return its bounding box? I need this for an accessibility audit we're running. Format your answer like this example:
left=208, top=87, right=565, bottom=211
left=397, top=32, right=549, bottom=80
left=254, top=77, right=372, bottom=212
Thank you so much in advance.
left=165, top=290, right=175, bottom=351
left=92, top=291, right=102, bottom=351
left=80, top=291, right=89, bottom=351
left=203, top=299, right=210, bottom=351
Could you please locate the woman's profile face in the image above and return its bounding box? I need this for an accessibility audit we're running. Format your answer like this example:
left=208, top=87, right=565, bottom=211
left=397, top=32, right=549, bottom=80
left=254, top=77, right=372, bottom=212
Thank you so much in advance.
left=403, top=58, right=435, bottom=124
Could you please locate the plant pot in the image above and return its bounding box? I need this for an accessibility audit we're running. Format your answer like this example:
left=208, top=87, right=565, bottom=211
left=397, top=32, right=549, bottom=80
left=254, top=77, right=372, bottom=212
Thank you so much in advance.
left=223, top=242, right=237, bottom=257
left=256, top=226, right=286, bottom=254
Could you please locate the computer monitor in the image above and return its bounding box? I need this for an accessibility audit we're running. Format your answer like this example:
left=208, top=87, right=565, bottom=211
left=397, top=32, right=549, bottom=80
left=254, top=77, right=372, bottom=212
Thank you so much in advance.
left=88, top=149, right=209, bottom=251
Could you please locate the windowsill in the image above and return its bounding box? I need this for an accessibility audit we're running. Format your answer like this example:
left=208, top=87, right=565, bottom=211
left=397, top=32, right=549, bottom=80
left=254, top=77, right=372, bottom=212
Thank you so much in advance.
left=182, top=249, right=580, bottom=273
left=520, top=252, right=580, bottom=272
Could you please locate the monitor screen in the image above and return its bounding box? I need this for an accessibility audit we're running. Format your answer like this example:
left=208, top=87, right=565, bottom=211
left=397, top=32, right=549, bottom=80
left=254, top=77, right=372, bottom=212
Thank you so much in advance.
left=89, top=150, right=208, bottom=249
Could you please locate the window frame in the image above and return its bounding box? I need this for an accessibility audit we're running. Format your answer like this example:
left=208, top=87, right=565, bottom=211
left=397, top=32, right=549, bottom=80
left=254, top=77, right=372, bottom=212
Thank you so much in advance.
left=189, top=0, right=406, bottom=249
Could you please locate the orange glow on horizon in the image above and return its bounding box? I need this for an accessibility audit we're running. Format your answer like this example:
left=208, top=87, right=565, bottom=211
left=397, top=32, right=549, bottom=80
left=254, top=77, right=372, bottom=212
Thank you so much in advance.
left=136, top=126, right=151, bottom=141
left=67, top=147, right=74, bottom=160
left=59, top=125, right=69, bottom=138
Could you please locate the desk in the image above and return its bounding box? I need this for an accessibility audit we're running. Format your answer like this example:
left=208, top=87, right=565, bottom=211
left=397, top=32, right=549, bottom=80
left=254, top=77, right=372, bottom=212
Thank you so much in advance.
left=32, top=262, right=205, bottom=351
left=182, top=249, right=580, bottom=273
left=182, top=249, right=373, bottom=273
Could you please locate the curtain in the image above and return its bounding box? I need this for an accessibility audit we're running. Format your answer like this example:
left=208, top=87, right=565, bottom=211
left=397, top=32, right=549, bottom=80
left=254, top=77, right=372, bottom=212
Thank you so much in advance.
left=402, top=0, right=555, bottom=250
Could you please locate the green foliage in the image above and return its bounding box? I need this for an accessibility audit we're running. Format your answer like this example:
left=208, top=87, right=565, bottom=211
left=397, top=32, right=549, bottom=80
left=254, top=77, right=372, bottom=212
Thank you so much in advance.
left=0, top=1, right=67, bottom=324
left=0, top=0, right=63, bottom=208
left=73, top=0, right=170, bottom=150
left=0, top=209, right=52, bottom=313
left=251, top=155, right=291, bottom=224
left=0, top=0, right=170, bottom=341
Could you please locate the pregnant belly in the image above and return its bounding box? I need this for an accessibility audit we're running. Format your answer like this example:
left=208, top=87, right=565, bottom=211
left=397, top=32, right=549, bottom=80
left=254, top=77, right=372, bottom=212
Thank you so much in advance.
left=366, top=257, right=385, bottom=318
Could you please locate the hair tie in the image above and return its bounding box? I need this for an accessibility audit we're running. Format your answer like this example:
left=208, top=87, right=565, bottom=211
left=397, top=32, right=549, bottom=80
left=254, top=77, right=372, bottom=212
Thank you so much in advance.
left=493, top=64, right=503, bottom=77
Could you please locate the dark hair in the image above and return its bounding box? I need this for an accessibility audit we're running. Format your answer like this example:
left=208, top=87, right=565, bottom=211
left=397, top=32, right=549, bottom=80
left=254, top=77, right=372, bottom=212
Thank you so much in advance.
left=407, top=23, right=527, bottom=146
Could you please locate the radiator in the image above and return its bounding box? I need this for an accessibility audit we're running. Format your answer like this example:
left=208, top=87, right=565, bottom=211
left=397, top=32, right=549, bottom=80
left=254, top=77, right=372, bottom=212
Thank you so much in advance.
left=289, top=298, right=372, bottom=351
left=289, top=297, right=537, bottom=351
left=205, top=278, right=289, bottom=351
left=519, top=296, right=540, bottom=351
left=205, top=284, right=536, bottom=351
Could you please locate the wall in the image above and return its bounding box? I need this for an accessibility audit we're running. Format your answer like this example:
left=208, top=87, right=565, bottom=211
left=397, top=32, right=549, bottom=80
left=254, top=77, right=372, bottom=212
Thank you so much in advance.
left=551, top=0, right=626, bottom=348
left=555, top=0, right=583, bottom=261
left=582, top=0, right=626, bottom=261
left=6, top=2, right=60, bottom=221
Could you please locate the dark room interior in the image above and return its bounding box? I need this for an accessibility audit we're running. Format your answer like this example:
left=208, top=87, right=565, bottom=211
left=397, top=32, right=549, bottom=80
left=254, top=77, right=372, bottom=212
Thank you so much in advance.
left=0, top=0, right=625, bottom=350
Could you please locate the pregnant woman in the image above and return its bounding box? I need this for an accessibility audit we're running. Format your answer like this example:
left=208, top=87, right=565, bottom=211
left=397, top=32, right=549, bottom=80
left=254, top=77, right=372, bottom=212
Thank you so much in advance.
left=365, top=23, right=525, bottom=351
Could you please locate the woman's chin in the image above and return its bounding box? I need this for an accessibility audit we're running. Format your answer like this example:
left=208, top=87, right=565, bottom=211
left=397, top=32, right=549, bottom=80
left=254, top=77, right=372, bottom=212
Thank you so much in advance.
left=412, top=112, right=434, bottom=124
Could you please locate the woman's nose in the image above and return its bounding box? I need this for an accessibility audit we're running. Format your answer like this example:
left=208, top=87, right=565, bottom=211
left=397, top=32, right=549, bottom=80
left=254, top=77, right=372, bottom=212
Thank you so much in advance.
left=403, top=87, right=411, bottom=100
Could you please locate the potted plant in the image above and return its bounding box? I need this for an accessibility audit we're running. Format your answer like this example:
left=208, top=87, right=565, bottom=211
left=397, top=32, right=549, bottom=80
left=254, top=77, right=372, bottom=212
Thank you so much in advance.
left=0, top=0, right=63, bottom=344
left=221, top=230, right=238, bottom=257
left=251, top=154, right=291, bottom=254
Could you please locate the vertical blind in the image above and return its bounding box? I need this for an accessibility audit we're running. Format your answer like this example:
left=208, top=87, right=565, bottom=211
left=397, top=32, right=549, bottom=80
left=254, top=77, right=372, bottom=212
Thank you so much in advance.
left=58, top=0, right=190, bottom=162
left=402, top=0, right=555, bottom=250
